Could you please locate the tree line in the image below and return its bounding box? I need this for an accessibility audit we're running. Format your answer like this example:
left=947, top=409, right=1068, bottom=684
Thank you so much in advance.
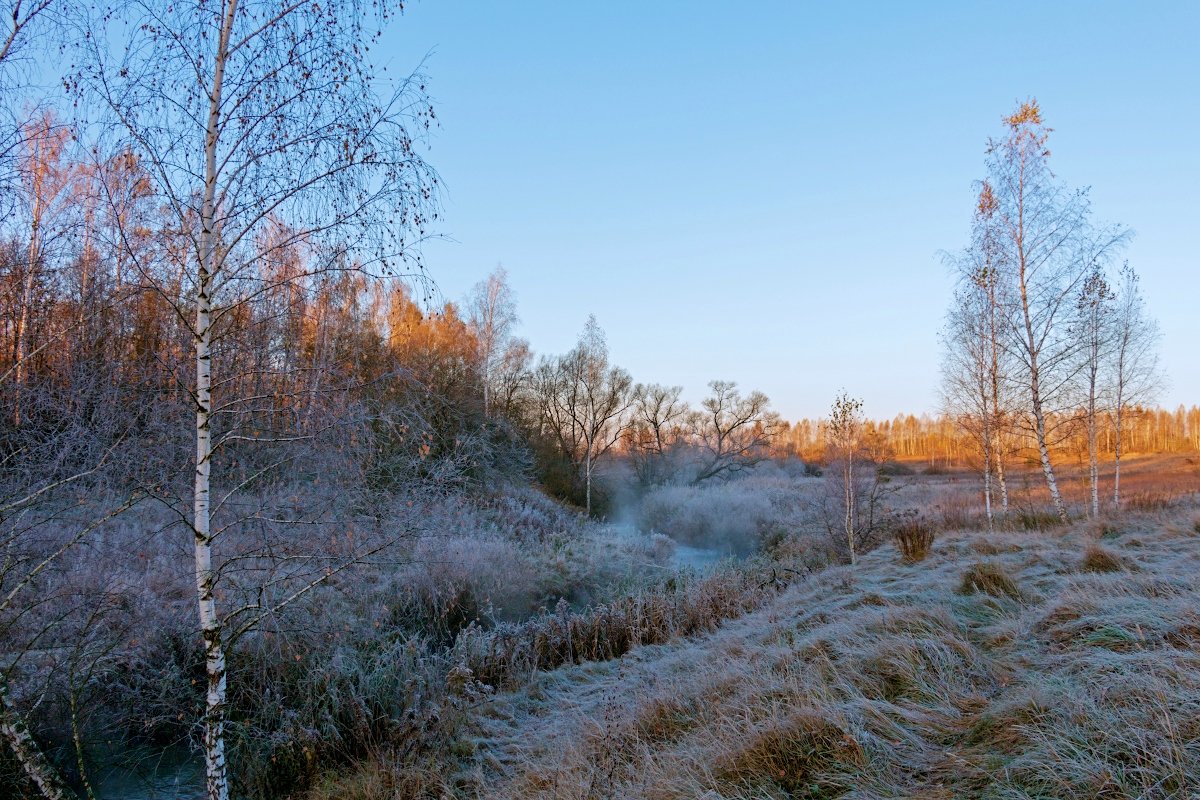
left=775, top=404, right=1196, bottom=468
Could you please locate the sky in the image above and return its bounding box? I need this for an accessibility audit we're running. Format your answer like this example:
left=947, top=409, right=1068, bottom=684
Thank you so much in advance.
left=379, top=1, right=1199, bottom=422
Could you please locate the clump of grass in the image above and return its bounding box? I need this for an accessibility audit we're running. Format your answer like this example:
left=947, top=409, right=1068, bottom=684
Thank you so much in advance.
left=1079, top=543, right=1135, bottom=573
left=1081, top=623, right=1140, bottom=651
left=959, top=562, right=1023, bottom=600
left=1124, top=490, right=1175, bottom=512
left=1089, top=518, right=1124, bottom=540
left=454, top=564, right=785, bottom=690
left=715, top=709, right=863, bottom=794
left=893, top=515, right=936, bottom=563
left=633, top=695, right=696, bottom=743
left=1016, top=509, right=1063, bottom=530
left=963, top=689, right=1050, bottom=750
left=970, top=538, right=1021, bottom=555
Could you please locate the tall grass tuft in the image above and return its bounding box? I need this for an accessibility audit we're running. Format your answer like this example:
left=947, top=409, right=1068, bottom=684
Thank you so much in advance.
left=892, top=514, right=936, bottom=563
left=1079, top=542, right=1134, bottom=573
left=959, top=561, right=1023, bottom=599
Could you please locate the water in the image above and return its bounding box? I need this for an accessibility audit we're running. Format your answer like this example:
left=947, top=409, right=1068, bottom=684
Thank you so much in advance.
left=668, top=541, right=730, bottom=571
left=90, top=744, right=205, bottom=800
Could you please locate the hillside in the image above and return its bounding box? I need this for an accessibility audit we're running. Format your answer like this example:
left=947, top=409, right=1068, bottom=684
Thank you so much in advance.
left=424, top=508, right=1200, bottom=799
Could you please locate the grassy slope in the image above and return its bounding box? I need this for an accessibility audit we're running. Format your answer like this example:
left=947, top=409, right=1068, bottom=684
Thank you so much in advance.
left=456, top=508, right=1200, bottom=799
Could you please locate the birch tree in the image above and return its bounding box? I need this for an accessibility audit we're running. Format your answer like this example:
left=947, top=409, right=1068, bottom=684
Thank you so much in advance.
left=825, top=391, right=864, bottom=566
left=941, top=181, right=1015, bottom=526
left=465, top=266, right=518, bottom=418
left=942, top=286, right=999, bottom=526
left=0, top=0, right=64, bottom=196
left=985, top=101, right=1127, bottom=523
left=1075, top=265, right=1114, bottom=517
left=10, top=114, right=78, bottom=428
left=76, top=4, right=438, bottom=798
left=1109, top=263, right=1161, bottom=506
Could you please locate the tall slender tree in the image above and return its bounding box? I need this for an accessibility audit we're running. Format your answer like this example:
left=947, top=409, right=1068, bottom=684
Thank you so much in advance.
left=1075, top=265, right=1115, bottom=517
left=826, top=392, right=863, bottom=564
left=942, top=181, right=1014, bottom=526
left=465, top=266, right=518, bottom=418
left=1109, top=263, right=1162, bottom=506
left=77, top=4, right=438, bottom=798
left=984, top=100, right=1127, bottom=522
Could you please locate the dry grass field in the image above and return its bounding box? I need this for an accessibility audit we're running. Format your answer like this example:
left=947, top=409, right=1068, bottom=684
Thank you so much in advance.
left=313, top=496, right=1200, bottom=800
left=447, top=506, right=1200, bottom=799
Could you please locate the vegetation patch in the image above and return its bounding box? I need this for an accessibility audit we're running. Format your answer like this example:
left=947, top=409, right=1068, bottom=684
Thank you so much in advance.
left=715, top=709, right=863, bottom=796
left=1079, top=543, right=1135, bottom=573
left=1080, top=623, right=1141, bottom=650
left=632, top=695, right=697, bottom=743
left=893, top=515, right=936, bottom=563
left=959, top=562, right=1023, bottom=600
left=1125, top=490, right=1178, bottom=512
left=1016, top=509, right=1063, bottom=530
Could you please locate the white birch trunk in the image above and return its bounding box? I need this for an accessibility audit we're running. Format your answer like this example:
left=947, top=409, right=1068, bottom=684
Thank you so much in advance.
left=1032, top=401, right=1067, bottom=522
left=14, top=154, right=43, bottom=428
left=194, top=5, right=235, bottom=798
left=844, top=449, right=856, bottom=565
left=584, top=449, right=592, bottom=517
left=1113, top=401, right=1124, bottom=508
left=194, top=298, right=228, bottom=800
left=995, top=446, right=1009, bottom=513
left=1087, top=392, right=1100, bottom=517
left=0, top=676, right=75, bottom=800
left=1018, top=250, right=1068, bottom=522
left=981, top=431, right=994, bottom=529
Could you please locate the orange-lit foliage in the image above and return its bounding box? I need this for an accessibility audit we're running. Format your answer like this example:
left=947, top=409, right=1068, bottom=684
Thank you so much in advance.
left=0, top=134, right=488, bottom=481
left=777, top=406, right=1200, bottom=466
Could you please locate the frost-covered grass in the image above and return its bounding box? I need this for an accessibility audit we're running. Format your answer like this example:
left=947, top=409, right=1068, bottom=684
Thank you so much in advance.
left=11, top=474, right=1200, bottom=800
left=0, top=484, right=678, bottom=798
left=322, top=502, right=1200, bottom=800
left=634, top=476, right=805, bottom=552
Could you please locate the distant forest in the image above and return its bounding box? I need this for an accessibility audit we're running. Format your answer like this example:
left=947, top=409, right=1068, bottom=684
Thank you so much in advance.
left=776, top=406, right=1200, bottom=467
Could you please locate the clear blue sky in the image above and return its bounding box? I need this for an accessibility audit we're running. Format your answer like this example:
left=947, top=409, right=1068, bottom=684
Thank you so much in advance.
left=382, top=1, right=1198, bottom=421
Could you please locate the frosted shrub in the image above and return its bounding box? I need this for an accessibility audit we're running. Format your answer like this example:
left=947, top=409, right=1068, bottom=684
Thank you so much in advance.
left=636, top=478, right=803, bottom=552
